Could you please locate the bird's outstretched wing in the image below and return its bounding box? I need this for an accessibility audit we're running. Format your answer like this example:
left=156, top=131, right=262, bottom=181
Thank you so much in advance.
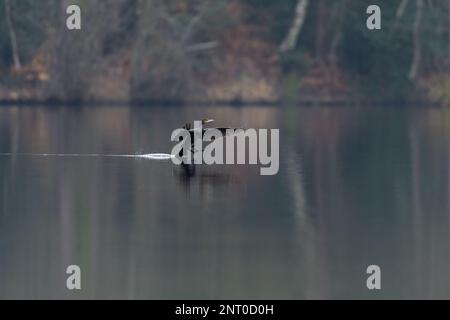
left=183, top=119, right=215, bottom=130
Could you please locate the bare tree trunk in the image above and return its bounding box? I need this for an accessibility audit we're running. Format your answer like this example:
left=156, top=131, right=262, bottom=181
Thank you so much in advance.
left=328, top=0, right=348, bottom=65
left=4, top=0, right=21, bottom=70
left=181, top=1, right=210, bottom=45
left=448, top=2, right=450, bottom=66
left=279, top=0, right=309, bottom=52
left=391, top=0, right=410, bottom=36
left=315, top=0, right=326, bottom=60
left=409, top=0, right=424, bottom=81
left=47, top=0, right=73, bottom=100
left=396, top=0, right=410, bottom=19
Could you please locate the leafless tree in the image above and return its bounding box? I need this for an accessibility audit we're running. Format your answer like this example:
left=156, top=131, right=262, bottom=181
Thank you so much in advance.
left=47, top=0, right=124, bottom=101
left=130, top=0, right=219, bottom=102
left=409, top=0, right=424, bottom=80
left=4, top=0, right=21, bottom=70
left=328, top=0, right=348, bottom=65
left=279, top=0, right=309, bottom=52
left=315, top=0, right=326, bottom=60
left=396, top=0, right=410, bottom=19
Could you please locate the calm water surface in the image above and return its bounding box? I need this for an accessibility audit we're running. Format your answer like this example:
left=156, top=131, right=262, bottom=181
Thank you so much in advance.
left=0, top=105, right=450, bottom=299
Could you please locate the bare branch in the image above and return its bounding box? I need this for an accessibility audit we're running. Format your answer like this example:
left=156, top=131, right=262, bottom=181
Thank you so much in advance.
left=4, top=0, right=21, bottom=70
left=328, top=0, right=348, bottom=64
left=181, top=1, right=210, bottom=45
left=409, top=0, right=424, bottom=80
left=279, top=0, right=309, bottom=52
left=396, top=0, right=410, bottom=19
left=186, top=41, right=219, bottom=53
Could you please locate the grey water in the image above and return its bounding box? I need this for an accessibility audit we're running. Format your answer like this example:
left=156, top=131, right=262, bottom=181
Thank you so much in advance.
left=0, top=105, right=450, bottom=299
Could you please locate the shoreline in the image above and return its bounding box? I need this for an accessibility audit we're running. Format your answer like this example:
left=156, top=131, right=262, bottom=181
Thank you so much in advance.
left=0, top=97, right=445, bottom=108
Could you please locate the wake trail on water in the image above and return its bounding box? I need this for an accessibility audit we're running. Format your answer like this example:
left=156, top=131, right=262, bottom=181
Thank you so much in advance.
left=0, top=153, right=175, bottom=160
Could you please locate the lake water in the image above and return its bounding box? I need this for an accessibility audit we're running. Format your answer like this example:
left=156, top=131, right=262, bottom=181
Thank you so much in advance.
left=0, top=105, right=449, bottom=299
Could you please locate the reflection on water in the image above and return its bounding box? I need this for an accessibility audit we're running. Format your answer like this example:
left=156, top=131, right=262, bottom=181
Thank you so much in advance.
left=0, top=105, right=450, bottom=299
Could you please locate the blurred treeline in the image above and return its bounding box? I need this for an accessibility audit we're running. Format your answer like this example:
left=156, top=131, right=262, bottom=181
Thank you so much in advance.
left=0, top=0, right=449, bottom=104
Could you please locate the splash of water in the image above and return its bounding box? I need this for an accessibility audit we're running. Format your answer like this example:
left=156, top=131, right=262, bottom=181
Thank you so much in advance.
left=139, top=153, right=175, bottom=160
left=0, top=153, right=175, bottom=160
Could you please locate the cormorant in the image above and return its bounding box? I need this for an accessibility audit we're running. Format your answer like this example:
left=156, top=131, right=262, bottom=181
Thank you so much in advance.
left=179, top=119, right=239, bottom=163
